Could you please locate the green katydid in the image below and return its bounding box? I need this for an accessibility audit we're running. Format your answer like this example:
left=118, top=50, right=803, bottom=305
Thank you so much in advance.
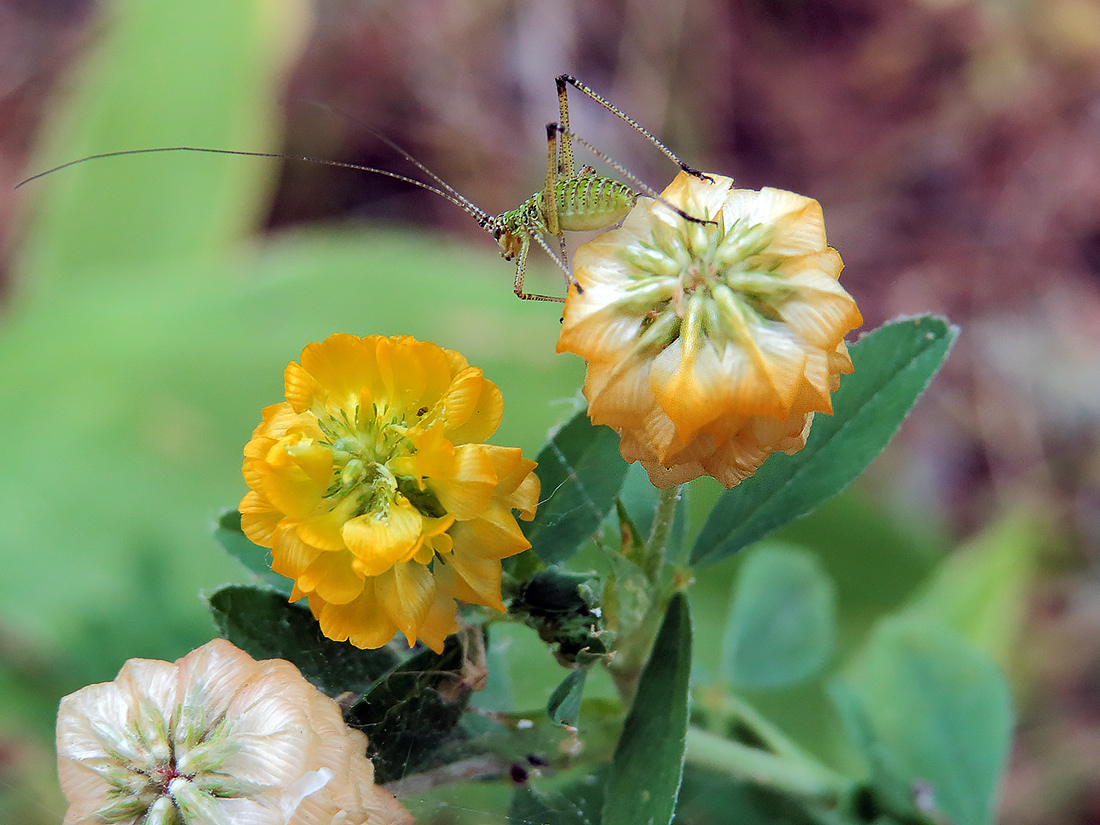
left=18, top=74, right=713, bottom=302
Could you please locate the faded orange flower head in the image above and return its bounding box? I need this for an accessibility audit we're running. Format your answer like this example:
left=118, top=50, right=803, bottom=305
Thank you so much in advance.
left=240, top=334, right=539, bottom=652
left=557, top=172, right=862, bottom=488
left=56, top=639, right=412, bottom=825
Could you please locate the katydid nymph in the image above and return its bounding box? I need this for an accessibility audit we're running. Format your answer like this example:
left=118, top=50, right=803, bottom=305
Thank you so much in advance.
left=18, top=74, right=714, bottom=302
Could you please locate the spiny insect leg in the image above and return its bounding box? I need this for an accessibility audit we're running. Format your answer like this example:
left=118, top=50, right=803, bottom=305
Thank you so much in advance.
left=543, top=123, right=562, bottom=237
left=513, top=233, right=567, bottom=303
left=556, top=76, right=576, bottom=178
left=556, top=74, right=714, bottom=183
left=549, top=123, right=720, bottom=229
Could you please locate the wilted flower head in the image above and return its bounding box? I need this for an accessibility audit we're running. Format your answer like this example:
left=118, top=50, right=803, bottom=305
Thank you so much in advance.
left=557, top=172, right=862, bottom=488
left=56, top=639, right=412, bottom=825
left=240, top=334, right=539, bottom=652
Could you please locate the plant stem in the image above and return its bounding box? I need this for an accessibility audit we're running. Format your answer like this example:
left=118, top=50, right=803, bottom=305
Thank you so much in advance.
left=641, top=484, right=682, bottom=581
left=607, top=484, right=684, bottom=703
left=685, top=727, right=851, bottom=805
left=702, top=690, right=822, bottom=769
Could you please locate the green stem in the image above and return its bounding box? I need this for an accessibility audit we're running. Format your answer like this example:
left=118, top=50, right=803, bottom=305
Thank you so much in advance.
left=641, top=484, right=682, bottom=581
left=704, top=691, right=820, bottom=768
left=607, top=484, right=684, bottom=703
left=685, top=728, right=851, bottom=805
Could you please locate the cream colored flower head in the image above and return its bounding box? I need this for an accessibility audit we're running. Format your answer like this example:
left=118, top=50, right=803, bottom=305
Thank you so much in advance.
left=240, top=334, right=539, bottom=653
left=557, top=172, right=862, bottom=488
left=56, top=638, right=413, bottom=825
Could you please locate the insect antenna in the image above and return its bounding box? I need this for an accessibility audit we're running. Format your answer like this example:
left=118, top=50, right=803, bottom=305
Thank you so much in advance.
left=549, top=123, right=720, bottom=228
left=14, top=146, right=492, bottom=228
left=295, top=99, right=500, bottom=233
left=355, top=126, right=496, bottom=228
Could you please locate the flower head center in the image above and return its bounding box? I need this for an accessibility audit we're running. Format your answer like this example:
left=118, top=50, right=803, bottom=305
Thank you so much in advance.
left=315, top=403, right=447, bottom=522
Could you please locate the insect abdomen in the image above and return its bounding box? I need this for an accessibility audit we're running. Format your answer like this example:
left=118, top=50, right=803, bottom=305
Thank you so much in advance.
left=556, top=176, right=636, bottom=232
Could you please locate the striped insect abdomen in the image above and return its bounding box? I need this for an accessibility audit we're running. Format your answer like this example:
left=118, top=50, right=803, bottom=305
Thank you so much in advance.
left=556, top=176, right=637, bottom=232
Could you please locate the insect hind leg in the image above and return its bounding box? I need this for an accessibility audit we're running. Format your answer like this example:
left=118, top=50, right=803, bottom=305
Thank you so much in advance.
left=556, top=74, right=713, bottom=183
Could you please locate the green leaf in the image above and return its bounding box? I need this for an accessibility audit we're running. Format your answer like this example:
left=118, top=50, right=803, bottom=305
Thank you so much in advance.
left=843, top=619, right=1014, bottom=825
left=721, top=544, right=836, bottom=689
left=212, top=509, right=292, bottom=594
left=899, top=513, right=1040, bottom=669
left=547, top=668, right=588, bottom=728
left=19, top=0, right=297, bottom=288
left=207, top=584, right=399, bottom=695
left=677, top=765, right=822, bottom=825
left=602, top=592, right=692, bottom=825
left=692, top=316, right=958, bottom=568
left=828, top=681, right=926, bottom=822
left=522, top=409, right=630, bottom=565
left=602, top=542, right=654, bottom=641
left=509, top=771, right=606, bottom=825
left=348, top=634, right=470, bottom=783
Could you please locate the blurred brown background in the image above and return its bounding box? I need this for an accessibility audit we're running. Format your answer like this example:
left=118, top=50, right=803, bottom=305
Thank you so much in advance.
left=4, top=0, right=1100, bottom=821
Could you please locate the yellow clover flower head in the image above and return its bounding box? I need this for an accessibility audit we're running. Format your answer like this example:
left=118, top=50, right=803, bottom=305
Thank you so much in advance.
left=56, top=639, right=413, bottom=825
left=557, top=172, right=863, bottom=488
left=240, top=334, right=539, bottom=652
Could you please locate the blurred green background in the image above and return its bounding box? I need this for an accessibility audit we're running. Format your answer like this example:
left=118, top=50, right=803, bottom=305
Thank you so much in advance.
left=2, top=0, right=1098, bottom=822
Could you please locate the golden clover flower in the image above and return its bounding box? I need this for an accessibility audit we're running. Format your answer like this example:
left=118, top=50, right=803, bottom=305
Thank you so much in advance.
left=56, top=639, right=413, bottom=825
left=240, top=334, right=539, bottom=652
left=557, top=172, right=862, bottom=488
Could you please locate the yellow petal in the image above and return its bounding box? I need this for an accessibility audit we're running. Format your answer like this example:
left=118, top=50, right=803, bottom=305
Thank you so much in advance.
left=342, top=501, right=424, bottom=577
left=295, top=495, right=360, bottom=552
left=239, top=491, right=282, bottom=547
left=449, top=506, right=530, bottom=561
left=393, top=422, right=454, bottom=484
left=446, top=552, right=504, bottom=611
left=283, top=360, right=324, bottom=415
left=441, top=367, right=503, bottom=444
left=297, top=549, right=365, bottom=605
left=270, top=523, right=324, bottom=580
left=428, top=444, right=497, bottom=520
left=315, top=582, right=400, bottom=650
left=416, top=564, right=459, bottom=653
left=483, top=447, right=540, bottom=520
left=258, top=433, right=332, bottom=519
left=375, top=563, right=436, bottom=647
left=298, top=334, right=383, bottom=413
left=722, top=187, right=825, bottom=256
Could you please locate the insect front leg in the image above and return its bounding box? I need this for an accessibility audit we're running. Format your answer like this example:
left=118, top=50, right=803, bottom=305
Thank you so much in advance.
left=512, top=233, right=567, bottom=303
